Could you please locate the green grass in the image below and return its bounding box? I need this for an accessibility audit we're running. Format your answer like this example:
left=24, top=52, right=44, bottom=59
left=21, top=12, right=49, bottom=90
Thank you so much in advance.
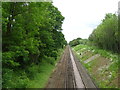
left=3, top=48, right=64, bottom=88
left=27, top=48, right=64, bottom=88
left=72, top=44, right=119, bottom=88
left=73, top=44, right=118, bottom=62
left=3, top=61, right=56, bottom=88
left=26, top=62, right=54, bottom=88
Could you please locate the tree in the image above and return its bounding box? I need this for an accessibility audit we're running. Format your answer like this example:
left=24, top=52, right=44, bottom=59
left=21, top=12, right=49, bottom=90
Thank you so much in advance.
left=89, top=13, right=119, bottom=53
left=2, top=2, right=66, bottom=68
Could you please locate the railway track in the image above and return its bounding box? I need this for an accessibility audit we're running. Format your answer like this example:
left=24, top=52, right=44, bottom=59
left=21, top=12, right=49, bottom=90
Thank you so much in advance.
left=45, top=46, right=97, bottom=89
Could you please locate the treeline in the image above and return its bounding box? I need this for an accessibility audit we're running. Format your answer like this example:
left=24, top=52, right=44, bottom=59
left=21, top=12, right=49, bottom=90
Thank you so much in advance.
left=2, top=2, right=67, bottom=68
left=69, top=13, right=119, bottom=53
left=69, top=38, right=88, bottom=47
left=2, top=2, right=67, bottom=87
left=89, top=13, right=119, bottom=53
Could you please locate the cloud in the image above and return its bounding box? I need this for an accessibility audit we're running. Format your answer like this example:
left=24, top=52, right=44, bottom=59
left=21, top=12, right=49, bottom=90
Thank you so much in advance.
left=53, top=0, right=119, bottom=42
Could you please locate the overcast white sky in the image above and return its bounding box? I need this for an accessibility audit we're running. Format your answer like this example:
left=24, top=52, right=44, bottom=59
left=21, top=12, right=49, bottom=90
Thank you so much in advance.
left=53, top=0, right=119, bottom=43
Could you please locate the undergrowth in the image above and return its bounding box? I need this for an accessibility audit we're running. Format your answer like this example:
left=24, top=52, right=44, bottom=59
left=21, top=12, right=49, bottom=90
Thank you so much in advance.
left=73, top=44, right=119, bottom=88
left=2, top=49, right=64, bottom=88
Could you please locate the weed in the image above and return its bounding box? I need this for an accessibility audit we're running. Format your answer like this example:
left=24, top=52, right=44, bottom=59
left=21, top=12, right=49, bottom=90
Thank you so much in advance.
left=73, top=44, right=119, bottom=88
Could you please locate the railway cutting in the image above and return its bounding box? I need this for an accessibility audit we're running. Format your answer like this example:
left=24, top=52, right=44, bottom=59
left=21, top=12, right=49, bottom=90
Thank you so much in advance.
left=45, top=46, right=97, bottom=89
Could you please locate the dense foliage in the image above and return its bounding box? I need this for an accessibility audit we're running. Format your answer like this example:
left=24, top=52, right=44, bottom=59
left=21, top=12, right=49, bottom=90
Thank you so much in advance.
left=68, top=13, right=119, bottom=88
left=69, top=38, right=88, bottom=47
left=89, top=13, right=119, bottom=53
left=70, top=13, right=119, bottom=54
left=2, top=2, right=67, bottom=88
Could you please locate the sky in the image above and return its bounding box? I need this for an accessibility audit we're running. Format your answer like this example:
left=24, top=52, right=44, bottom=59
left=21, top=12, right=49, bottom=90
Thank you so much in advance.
left=53, top=0, right=119, bottom=43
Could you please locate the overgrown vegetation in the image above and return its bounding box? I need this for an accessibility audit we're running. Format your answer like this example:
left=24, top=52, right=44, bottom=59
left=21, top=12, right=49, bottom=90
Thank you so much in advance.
left=69, top=37, right=88, bottom=47
left=69, top=13, right=119, bottom=88
left=73, top=44, right=118, bottom=88
left=2, top=2, right=67, bottom=88
left=70, top=13, right=119, bottom=53
left=3, top=49, right=64, bottom=88
left=89, top=13, right=119, bottom=53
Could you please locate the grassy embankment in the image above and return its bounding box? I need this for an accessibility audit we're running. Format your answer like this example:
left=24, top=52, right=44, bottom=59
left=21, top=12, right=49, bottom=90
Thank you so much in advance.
left=3, top=48, right=64, bottom=88
left=72, top=44, right=119, bottom=88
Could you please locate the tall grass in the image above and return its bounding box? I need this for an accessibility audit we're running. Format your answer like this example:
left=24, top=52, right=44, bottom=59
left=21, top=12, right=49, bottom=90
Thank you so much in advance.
left=3, top=49, right=64, bottom=88
left=73, top=44, right=119, bottom=88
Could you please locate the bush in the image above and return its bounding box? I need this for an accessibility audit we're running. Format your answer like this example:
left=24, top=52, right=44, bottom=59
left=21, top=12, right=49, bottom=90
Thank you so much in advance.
left=2, top=68, right=29, bottom=88
left=44, top=56, right=55, bottom=65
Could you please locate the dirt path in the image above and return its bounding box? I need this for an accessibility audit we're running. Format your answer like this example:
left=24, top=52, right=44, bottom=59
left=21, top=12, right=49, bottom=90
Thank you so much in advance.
left=45, top=46, right=97, bottom=89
